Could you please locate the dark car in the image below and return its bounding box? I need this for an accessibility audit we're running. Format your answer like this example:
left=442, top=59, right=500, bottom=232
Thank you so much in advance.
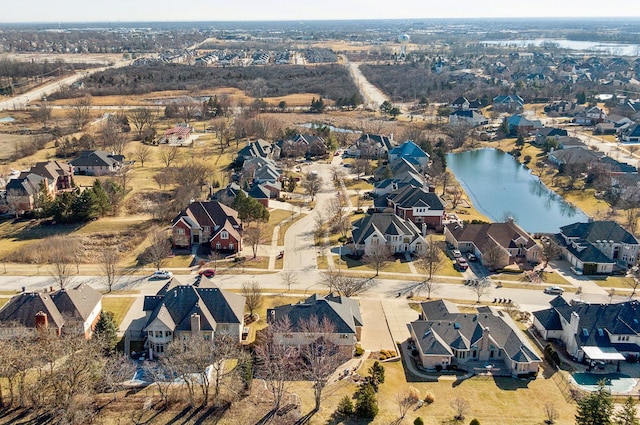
left=198, top=269, right=216, bottom=278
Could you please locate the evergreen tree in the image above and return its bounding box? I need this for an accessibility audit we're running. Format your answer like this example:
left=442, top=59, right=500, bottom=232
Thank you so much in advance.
left=94, top=311, right=119, bottom=353
left=516, top=134, right=525, bottom=148
left=355, top=383, right=378, bottom=420
left=575, top=380, right=613, bottom=425
left=614, top=397, right=639, bottom=425
left=232, top=190, right=269, bottom=222
left=336, top=395, right=354, bottom=417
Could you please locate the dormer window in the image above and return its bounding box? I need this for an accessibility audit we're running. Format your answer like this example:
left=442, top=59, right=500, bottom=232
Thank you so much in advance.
left=221, top=231, right=228, bottom=240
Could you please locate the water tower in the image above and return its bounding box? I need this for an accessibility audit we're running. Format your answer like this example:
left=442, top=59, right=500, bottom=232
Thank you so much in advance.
left=398, top=33, right=410, bottom=60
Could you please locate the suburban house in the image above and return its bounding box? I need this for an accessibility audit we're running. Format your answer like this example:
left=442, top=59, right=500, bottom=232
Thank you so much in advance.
left=448, top=110, right=489, bottom=127
left=143, top=277, right=246, bottom=359
left=70, top=150, right=124, bottom=176
left=267, top=293, right=363, bottom=356
left=387, top=141, right=430, bottom=170
left=548, top=147, right=603, bottom=167
left=493, top=94, right=524, bottom=112
left=620, top=123, right=640, bottom=143
left=450, top=96, right=470, bottom=110
left=237, top=139, right=280, bottom=162
left=445, top=219, right=540, bottom=270
left=345, top=133, right=395, bottom=159
left=533, top=298, right=640, bottom=364
left=555, top=136, right=586, bottom=149
left=506, top=114, right=543, bottom=136
left=351, top=212, right=428, bottom=255
left=409, top=300, right=541, bottom=376
left=576, top=106, right=607, bottom=126
left=172, top=200, right=243, bottom=253
left=381, top=185, right=446, bottom=229
left=533, top=127, right=568, bottom=145
left=554, top=221, right=640, bottom=275
left=4, top=160, right=74, bottom=211
left=278, top=133, right=327, bottom=158
left=162, top=126, right=192, bottom=145
left=242, top=157, right=281, bottom=184
left=0, top=283, right=102, bottom=339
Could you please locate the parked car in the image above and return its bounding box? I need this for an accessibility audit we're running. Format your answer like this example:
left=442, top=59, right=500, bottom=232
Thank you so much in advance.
left=198, top=269, right=216, bottom=278
left=466, top=252, right=477, bottom=262
left=456, top=257, right=469, bottom=271
left=543, top=286, right=564, bottom=295
left=451, top=249, right=462, bottom=258
left=152, top=270, right=173, bottom=279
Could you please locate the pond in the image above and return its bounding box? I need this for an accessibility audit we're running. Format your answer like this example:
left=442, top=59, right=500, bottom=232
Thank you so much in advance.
left=483, top=39, right=640, bottom=56
left=446, top=148, right=589, bottom=233
left=299, top=122, right=361, bottom=134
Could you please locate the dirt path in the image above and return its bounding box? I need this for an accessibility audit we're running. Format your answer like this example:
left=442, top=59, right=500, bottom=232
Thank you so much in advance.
left=345, top=60, right=388, bottom=110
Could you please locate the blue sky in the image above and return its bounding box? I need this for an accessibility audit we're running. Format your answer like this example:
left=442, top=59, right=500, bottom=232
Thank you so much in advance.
left=3, top=0, right=638, bottom=23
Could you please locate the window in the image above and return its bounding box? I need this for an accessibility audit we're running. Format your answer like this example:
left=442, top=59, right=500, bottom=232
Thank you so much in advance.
left=177, top=228, right=185, bottom=235
left=156, top=344, right=164, bottom=354
left=154, top=331, right=162, bottom=338
left=165, top=331, right=172, bottom=337
left=204, top=226, right=210, bottom=233
left=221, top=231, right=229, bottom=240
left=229, top=243, right=234, bottom=250
left=340, top=334, right=349, bottom=339
left=216, top=242, right=221, bottom=250
left=148, top=330, right=153, bottom=337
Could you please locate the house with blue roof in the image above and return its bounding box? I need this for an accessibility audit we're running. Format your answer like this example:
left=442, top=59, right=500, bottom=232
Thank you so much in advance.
left=555, top=221, right=640, bottom=275
left=493, top=94, right=525, bottom=112
left=533, top=298, right=640, bottom=364
left=620, top=123, right=640, bottom=143
left=409, top=300, right=541, bottom=376
left=388, top=141, right=430, bottom=169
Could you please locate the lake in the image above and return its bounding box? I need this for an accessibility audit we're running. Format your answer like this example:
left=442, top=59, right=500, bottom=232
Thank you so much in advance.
left=483, top=39, right=640, bottom=56
left=446, top=148, right=589, bottom=233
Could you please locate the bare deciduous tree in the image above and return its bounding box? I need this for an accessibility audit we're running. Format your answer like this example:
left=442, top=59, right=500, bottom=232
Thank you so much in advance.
left=159, top=145, right=179, bottom=168
left=242, top=280, right=263, bottom=318
left=100, top=248, right=120, bottom=293
left=70, top=94, right=93, bottom=130
left=418, top=237, right=444, bottom=282
left=543, top=401, right=559, bottom=424
left=48, top=236, right=75, bottom=289
left=364, top=244, right=391, bottom=276
left=133, top=143, right=152, bottom=167
left=540, top=238, right=562, bottom=270
left=254, top=317, right=298, bottom=413
left=129, top=108, right=156, bottom=139
left=280, top=270, right=298, bottom=291
left=302, top=172, right=322, bottom=201
left=320, top=270, right=373, bottom=297
left=299, top=316, right=349, bottom=412
left=244, top=223, right=264, bottom=259
left=396, top=386, right=420, bottom=419
left=450, top=397, right=470, bottom=421
left=143, top=229, right=172, bottom=270
left=469, top=278, right=492, bottom=303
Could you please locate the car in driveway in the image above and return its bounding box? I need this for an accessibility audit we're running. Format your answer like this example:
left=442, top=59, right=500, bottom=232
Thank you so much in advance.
left=451, top=249, right=462, bottom=258
left=455, top=257, right=469, bottom=271
left=543, top=286, right=564, bottom=295
left=198, top=269, right=216, bottom=278
left=152, top=270, right=173, bottom=279
left=466, top=252, right=477, bottom=262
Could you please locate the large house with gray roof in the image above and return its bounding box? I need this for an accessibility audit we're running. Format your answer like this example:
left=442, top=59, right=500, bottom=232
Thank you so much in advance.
left=554, top=221, right=640, bottom=275
left=533, top=298, right=640, bottom=364
left=69, top=150, right=124, bottom=176
left=4, top=160, right=74, bottom=212
left=345, top=133, right=395, bottom=159
left=267, top=293, right=362, bottom=356
left=445, top=219, right=540, bottom=270
left=172, top=200, right=243, bottom=253
left=409, top=300, right=541, bottom=376
left=387, top=141, right=430, bottom=170
left=0, top=283, right=102, bottom=339
left=382, top=185, right=446, bottom=229
left=143, top=277, right=245, bottom=359
left=351, top=212, right=428, bottom=256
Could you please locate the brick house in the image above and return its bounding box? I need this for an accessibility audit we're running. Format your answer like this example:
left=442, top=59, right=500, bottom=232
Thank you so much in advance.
left=5, top=161, right=74, bottom=212
left=382, top=185, right=446, bottom=229
left=0, top=283, right=102, bottom=339
left=172, top=200, right=242, bottom=253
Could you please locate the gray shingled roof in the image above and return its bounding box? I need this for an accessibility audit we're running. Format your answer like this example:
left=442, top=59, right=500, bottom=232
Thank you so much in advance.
left=267, top=293, right=362, bottom=334
left=51, top=283, right=102, bottom=321
left=352, top=213, right=422, bottom=245
left=386, top=186, right=445, bottom=211
left=143, top=279, right=245, bottom=332
left=559, top=221, right=639, bottom=246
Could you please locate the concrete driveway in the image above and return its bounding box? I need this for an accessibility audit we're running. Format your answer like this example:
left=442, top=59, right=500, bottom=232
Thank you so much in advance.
left=358, top=298, right=419, bottom=352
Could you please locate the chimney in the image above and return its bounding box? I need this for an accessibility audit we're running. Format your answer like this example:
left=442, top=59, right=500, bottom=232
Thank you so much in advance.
left=190, top=313, right=201, bottom=333
left=428, top=185, right=436, bottom=193
left=422, top=223, right=427, bottom=237
left=35, top=311, right=48, bottom=329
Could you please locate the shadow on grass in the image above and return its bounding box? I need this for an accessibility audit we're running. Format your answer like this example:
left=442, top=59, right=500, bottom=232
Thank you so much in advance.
left=3, top=218, right=84, bottom=241
left=492, top=376, right=532, bottom=390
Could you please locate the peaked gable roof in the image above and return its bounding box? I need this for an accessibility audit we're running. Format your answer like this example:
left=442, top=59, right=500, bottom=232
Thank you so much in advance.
left=70, top=150, right=124, bottom=168
left=388, top=141, right=429, bottom=159
left=172, top=200, right=241, bottom=231
left=447, top=220, right=537, bottom=253
left=559, top=221, right=639, bottom=245
left=268, top=293, right=361, bottom=334
left=352, top=213, right=422, bottom=245
left=144, top=279, right=245, bottom=332
left=386, top=185, right=445, bottom=211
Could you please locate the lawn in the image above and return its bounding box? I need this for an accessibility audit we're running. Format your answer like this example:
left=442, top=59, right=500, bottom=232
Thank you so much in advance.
left=591, top=275, right=634, bottom=290
left=342, top=254, right=412, bottom=274
left=101, top=296, right=136, bottom=328
left=277, top=212, right=307, bottom=246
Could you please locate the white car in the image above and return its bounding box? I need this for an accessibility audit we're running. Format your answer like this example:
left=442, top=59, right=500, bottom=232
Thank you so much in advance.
left=152, top=270, right=173, bottom=279
left=543, top=286, right=564, bottom=295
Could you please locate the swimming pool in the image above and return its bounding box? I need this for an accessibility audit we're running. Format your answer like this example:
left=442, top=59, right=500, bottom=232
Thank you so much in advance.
left=571, top=372, right=637, bottom=393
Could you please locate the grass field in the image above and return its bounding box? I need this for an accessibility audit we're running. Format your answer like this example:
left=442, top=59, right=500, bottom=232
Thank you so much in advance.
left=101, top=296, right=136, bottom=328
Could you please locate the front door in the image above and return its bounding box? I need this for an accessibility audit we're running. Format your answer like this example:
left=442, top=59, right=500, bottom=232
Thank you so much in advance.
left=193, top=234, right=200, bottom=244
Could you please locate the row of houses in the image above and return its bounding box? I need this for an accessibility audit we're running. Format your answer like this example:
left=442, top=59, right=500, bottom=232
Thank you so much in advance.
left=2, top=150, right=124, bottom=213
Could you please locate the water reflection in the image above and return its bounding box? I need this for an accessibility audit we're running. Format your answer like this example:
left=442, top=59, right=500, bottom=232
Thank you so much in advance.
left=446, top=149, right=589, bottom=233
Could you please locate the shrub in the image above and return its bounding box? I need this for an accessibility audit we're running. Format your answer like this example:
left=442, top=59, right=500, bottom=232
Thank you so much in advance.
left=389, top=350, right=397, bottom=357
left=424, top=392, right=435, bottom=404
left=355, top=383, right=378, bottom=419
left=336, top=395, right=354, bottom=417
left=379, top=354, right=387, bottom=360
left=414, top=418, right=425, bottom=425
left=544, top=344, right=561, bottom=368
left=354, top=344, right=364, bottom=356
left=435, top=364, right=443, bottom=372
left=470, top=419, right=480, bottom=425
